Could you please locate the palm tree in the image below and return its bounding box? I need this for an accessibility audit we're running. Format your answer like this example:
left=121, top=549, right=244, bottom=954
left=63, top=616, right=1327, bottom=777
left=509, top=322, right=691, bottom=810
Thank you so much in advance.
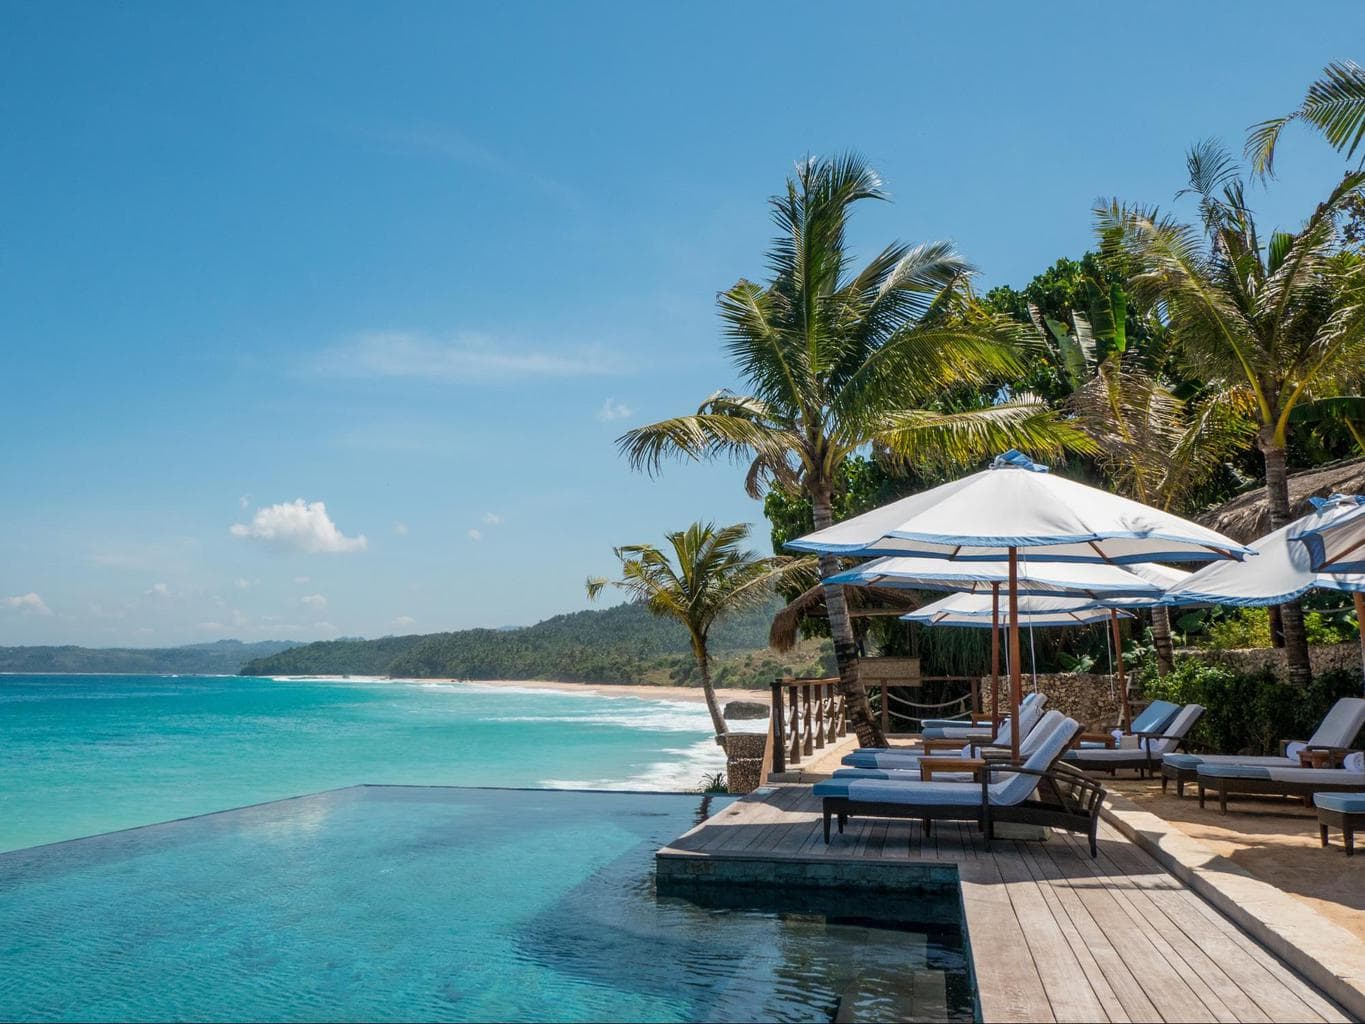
left=617, top=154, right=1094, bottom=746
left=586, top=522, right=812, bottom=742
left=1248, top=59, right=1365, bottom=176
left=1101, top=142, right=1365, bottom=684
left=1070, top=349, right=1253, bottom=673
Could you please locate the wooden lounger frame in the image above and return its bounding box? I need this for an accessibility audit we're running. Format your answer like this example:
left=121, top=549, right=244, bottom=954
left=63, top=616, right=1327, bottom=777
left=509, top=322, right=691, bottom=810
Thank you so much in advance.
left=1070, top=709, right=1205, bottom=778
left=1197, top=771, right=1365, bottom=814
left=1162, top=741, right=1357, bottom=798
left=822, top=741, right=1106, bottom=857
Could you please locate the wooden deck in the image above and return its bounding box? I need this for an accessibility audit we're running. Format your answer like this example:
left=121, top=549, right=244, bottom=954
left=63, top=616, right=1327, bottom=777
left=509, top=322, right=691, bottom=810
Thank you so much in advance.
left=657, top=786, right=1348, bottom=1023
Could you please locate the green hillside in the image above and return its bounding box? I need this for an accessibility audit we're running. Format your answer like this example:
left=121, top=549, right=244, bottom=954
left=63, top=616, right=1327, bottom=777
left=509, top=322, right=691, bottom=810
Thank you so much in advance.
left=0, top=639, right=300, bottom=675
left=240, top=600, right=828, bottom=687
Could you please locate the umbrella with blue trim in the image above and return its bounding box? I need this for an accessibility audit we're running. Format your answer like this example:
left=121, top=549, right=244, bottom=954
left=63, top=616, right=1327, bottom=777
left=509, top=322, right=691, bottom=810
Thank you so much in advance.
left=1171, top=494, right=1365, bottom=688
left=788, top=450, right=1249, bottom=760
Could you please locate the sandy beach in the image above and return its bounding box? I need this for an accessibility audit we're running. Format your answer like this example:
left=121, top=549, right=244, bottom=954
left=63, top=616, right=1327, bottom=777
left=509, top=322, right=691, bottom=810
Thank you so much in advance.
left=272, top=674, right=772, bottom=708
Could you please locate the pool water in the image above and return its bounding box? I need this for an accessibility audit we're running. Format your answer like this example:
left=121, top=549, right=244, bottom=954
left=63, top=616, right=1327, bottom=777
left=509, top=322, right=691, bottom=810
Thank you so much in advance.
left=0, top=787, right=974, bottom=1022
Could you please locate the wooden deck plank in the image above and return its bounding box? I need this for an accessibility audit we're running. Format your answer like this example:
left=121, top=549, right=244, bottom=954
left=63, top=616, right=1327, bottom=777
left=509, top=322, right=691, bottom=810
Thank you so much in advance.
left=1070, top=827, right=1345, bottom=1023
left=959, top=854, right=1058, bottom=1023
left=1014, top=839, right=1129, bottom=1022
left=655, top=786, right=1344, bottom=1024
left=989, top=840, right=1110, bottom=1022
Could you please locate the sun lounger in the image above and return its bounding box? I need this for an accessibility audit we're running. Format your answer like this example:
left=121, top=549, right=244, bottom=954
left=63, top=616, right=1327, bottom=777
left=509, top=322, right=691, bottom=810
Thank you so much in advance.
left=1076, top=699, right=1180, bottom=749
left=1196, top=753, right=1365, bottom=814
left=1161, top=697, right=1365, bottom=796
left=918, top=692, right=1045, bottom=732
left=1062, top=704, right=1204, bottom=777
left=833, top=711, right=1068, bottom=782
left=815, top=717, right=1106, bottom=856
left=843, top=698, right=1048, bottom=768
left=920, top=693, right=1046, bottom=740
left=1315, top=792, right=1365, bottom=856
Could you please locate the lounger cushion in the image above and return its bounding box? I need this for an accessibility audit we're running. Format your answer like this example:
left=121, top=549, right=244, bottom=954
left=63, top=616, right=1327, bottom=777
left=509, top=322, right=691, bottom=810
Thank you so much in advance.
left=1307, top=697, right=1365, bottom=750
left=1314, top=793, right=1365, bottom=814
left=1067, top=747, right=1156, bottom=764
left=813, top=778, right=982, bottom=805
left=921, top=725, right=993, bottom=740
left=1165, top=753, right=1294, bottom=770
left=1129, top=699, right=1181, bottom=736
left=1197, top=763, right=1365, bottom=784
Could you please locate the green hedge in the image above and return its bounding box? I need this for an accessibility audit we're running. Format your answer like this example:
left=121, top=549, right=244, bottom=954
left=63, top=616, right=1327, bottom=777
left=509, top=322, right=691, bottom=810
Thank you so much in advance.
left=1139, top=661, right=1363, bottom=756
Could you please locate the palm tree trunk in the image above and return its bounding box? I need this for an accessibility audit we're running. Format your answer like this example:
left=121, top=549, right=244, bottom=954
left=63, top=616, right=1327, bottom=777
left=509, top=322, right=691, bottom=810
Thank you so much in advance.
left=1261, top=433, right=1312, bottom=687
left=691, top=640, right=729, bottom=743
left=811, top=486, right=886, bottom=748
left=1150, top=605, right=1176, bottom=676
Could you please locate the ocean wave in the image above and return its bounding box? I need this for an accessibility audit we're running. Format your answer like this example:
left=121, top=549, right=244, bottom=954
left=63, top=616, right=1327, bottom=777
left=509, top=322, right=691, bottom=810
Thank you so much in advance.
left=539, top=738, right=727, bottom=792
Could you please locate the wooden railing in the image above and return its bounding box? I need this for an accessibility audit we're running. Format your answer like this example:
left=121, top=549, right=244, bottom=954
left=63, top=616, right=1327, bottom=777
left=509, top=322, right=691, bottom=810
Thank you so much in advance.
left=769, top=677, right=846, bottom=773
left=868, top=676, right=979, bottom=735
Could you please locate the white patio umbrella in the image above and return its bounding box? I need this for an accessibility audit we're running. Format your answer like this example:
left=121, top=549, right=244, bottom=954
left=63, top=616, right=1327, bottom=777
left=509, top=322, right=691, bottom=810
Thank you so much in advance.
left=1290, top=495, right=1365, bottom=574
left=789, top=450, right=1250, bottom=760
left=1172, top=495, right=1365, bottom=686
left=904, top=592, right=1134, bottom=628
left=825, top=555, right=1167, bottom=727
left=1291, top=496, right=1365, bottom=683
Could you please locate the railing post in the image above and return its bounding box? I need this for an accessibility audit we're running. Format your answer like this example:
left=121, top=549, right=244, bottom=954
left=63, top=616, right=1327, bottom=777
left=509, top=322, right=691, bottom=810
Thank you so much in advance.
left=802, top=684, right=813, bottom=756
left=789, top=684, right=801, bottom=767
left=770, top=679, right=786, bottom=775
left=825, top=683, right=838, bottom=742
left=880, top=684, right=890, bottom=737
left=813, top=683, right=825, bottom=749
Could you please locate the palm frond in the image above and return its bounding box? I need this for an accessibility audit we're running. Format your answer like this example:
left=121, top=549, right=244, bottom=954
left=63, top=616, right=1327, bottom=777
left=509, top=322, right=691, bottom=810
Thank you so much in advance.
left=869, top=398, right=1097, bottom=474
left=1250, top=60, right=1365, bottom=175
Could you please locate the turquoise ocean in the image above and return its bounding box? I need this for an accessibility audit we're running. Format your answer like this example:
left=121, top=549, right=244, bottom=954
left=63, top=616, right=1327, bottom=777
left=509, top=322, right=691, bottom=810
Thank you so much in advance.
left=0, top=674, right=737, bottom=852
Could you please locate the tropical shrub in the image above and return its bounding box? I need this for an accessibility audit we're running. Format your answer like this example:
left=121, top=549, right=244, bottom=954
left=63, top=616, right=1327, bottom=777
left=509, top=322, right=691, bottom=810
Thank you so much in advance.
left=1139, top=660, right=1365, bottom=755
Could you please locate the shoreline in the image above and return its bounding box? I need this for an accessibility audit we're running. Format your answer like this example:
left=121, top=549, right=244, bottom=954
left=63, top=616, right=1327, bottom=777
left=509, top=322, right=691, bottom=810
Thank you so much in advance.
left=268, top=674, right=772, bottom=708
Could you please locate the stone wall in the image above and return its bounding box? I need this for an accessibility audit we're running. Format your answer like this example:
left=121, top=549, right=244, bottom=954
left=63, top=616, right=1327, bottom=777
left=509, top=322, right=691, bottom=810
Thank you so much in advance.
left=979, top=673, right=1128, bottom=731
left=723, top=732, right=767, bottom=794
left=1175, top=642, right=1362, bottom=679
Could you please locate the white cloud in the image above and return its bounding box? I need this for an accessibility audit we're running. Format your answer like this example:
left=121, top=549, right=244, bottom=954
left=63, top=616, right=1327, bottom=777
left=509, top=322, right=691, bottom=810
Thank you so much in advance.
left=596, top=398, right=633, bottom=422
left=392, top=615, right=417, bottom=628
left=313, top=621, right=339, bottom=634
left=293, top=576, right=311, bottom=584
left=146, top=582, right=171, bottom=597
left=196, top=621, right=225, bottom=633
left=300, top=593, right=328, bottom=609
left=2, top=592, right=51, bottom=616
left=235, top=577, right=257, bottom=590
left=238, top=494, right=251, bottom=509
left=393, top=521, right=409, bottom=536
left=230, top=499, right=367, bottom=554
left=314, top=331, right=621, bottom=381
left=481, top=512, right=502, bottom=525
left=467, top=528, right=482, bottom=542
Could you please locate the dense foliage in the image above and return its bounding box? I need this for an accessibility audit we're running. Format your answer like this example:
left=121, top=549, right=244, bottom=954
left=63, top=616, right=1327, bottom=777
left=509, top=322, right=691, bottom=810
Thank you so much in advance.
left=1139, top=660, right=1364, bottom=755
left=240, top=600, right=805, bottom=687
left=0, top=639, right=299, bottom=675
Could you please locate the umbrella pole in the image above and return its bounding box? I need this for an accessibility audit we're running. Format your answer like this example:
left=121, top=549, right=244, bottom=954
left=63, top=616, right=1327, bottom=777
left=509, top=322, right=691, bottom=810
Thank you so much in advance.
left=1008, top=548, right=1022, bottom=763
left=1355, top=592, right=1365, bottom=693
left=991, top=583, right=1001, bottom=729
left=1110, top=610, right=1129, bottom=729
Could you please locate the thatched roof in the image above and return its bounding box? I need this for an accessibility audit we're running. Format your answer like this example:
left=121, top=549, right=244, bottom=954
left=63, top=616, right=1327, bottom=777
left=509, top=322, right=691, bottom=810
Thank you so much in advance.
left=1197, top=457, right=1365, bottom=543
left=769, top=584, right=926, bottom=653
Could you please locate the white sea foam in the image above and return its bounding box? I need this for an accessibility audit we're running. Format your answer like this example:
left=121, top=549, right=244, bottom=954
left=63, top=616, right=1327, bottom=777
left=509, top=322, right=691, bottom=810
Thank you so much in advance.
left=540, top=737, right=728, bottom=792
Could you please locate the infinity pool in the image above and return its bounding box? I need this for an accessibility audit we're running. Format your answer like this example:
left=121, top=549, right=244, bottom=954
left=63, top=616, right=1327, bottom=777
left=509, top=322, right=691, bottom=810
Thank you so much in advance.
left=0, top=787, right=973, bottom=1022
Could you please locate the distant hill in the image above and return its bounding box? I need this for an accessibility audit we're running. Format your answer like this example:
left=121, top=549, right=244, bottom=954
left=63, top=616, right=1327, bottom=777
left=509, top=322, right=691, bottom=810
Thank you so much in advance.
left=241, top=601, right=832, bottom=688
left=0, top=639, right=301, bottom=675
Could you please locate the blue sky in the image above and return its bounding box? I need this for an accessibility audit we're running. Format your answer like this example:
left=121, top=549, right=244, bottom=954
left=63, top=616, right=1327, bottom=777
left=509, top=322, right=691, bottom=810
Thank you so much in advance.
left=1, top=2, right=1357, bottom=646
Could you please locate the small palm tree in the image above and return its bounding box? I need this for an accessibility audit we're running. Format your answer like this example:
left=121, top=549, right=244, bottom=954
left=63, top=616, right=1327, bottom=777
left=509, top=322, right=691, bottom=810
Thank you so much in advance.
left=618, top=153, right=1094, bottom=746
left=1101, top=142, right=1365, bottom=683
left=586, top=522, right=813, bottom=743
